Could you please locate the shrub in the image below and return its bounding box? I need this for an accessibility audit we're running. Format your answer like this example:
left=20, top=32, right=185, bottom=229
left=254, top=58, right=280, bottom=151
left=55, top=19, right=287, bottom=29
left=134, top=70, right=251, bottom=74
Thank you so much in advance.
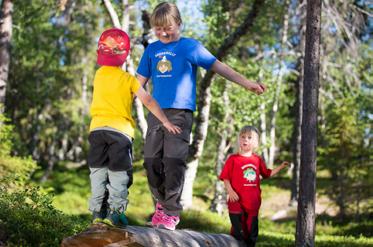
left=0, top=185, right=86, bottom=247
left=0, top=113, right=86, bottom=246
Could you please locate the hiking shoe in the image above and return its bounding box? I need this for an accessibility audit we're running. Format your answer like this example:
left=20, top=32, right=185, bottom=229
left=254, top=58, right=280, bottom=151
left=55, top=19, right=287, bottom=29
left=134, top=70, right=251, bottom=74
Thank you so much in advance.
left=158, top=214, right=180, bottom=231
left=92, top=211, right=104, bottom=224
left=151, top=202, right=164, bottom=227
left=102, top=210, right=128, bottom=227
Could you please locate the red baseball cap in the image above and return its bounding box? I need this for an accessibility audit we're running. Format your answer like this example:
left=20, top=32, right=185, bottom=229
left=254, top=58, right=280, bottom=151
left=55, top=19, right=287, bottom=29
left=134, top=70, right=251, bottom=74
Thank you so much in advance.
left=97, top=28, right=130, bottom=66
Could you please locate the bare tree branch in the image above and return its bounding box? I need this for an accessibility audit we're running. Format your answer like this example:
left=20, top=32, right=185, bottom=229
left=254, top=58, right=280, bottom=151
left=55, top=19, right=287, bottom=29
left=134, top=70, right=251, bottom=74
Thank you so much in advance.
left=103, top=0, right=121, bottom=28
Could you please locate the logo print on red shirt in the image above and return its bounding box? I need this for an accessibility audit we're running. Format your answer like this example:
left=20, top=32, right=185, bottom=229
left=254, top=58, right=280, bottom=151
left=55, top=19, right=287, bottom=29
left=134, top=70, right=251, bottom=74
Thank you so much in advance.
left=243, top=167, right=256, bottom=182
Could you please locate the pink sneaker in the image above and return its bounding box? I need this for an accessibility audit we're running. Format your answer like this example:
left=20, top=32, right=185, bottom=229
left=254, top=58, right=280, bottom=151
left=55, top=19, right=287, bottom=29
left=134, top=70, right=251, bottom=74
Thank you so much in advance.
left=158, top=214, right=180, bottom=231
left=151, top=202, right=164, bottom=227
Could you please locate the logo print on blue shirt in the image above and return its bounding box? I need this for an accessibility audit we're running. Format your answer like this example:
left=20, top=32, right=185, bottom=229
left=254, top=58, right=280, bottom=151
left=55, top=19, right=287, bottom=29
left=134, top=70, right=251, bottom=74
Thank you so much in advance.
left=157, top=56, right=172, bottom=74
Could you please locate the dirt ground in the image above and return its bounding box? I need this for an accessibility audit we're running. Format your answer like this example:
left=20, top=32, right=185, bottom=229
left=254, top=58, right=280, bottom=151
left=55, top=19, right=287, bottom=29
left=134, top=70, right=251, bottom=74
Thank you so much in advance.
left=261, top=190, right=338, bottom=220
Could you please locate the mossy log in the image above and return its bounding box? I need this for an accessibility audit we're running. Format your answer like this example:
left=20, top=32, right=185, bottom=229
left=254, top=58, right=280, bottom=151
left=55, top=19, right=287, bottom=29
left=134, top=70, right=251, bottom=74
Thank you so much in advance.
left=61, top=223, right=242, bottom=247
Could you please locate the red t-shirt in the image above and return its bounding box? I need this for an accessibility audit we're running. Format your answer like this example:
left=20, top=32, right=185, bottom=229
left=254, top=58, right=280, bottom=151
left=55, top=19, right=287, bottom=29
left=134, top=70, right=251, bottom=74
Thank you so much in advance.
left=219, top=153, right=272, bottom=212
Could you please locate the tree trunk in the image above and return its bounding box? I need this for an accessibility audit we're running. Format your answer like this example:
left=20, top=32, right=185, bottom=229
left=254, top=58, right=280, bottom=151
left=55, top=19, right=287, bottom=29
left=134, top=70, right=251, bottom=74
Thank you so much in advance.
left=121, top=0, right=130, bottom=33
left=56, top=0, right=76, bottom=26
left=121, top=0, right=148, bottom=140
left=134, top=8, right=153, bottom=140
left=127, top=54, right=147, bottom=140
left=268, top=0, right=290, bottom=168
left=41, top=134, right=57, bottom=182
left=290, top=65, right=303, bottom=206
left=102, top=0, right=148, bottom=140
left=258, top=68, right=269, bottom=162
left=210, top=83, right=233, bottom=214
left=295, top=0, right=321, bottom=246
left=81, top=56, right=89, bottom=116
left=0, top=0, right=13, bottom=113
left=259, top=103, right=268, bottom=161
left=103, top=0, right=121, bottom=28
left=182, top=0, right=265, bottom=209
left=290, top=0, right=306, bottom=206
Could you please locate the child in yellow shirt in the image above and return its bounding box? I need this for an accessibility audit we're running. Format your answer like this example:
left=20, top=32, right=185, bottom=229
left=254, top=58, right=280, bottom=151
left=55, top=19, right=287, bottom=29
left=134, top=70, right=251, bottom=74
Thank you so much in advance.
left=88, top=28, right=180, bottom=227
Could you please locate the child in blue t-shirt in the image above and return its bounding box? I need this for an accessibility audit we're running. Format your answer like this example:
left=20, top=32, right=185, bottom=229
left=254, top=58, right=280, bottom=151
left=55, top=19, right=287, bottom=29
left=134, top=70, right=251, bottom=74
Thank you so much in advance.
left=136, top=2, right=266, bottom=231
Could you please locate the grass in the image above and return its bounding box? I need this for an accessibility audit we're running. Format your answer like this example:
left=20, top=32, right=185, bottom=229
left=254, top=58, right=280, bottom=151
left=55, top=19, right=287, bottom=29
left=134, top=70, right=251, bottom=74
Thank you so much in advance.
left=39, top=161, right=373, bottom=246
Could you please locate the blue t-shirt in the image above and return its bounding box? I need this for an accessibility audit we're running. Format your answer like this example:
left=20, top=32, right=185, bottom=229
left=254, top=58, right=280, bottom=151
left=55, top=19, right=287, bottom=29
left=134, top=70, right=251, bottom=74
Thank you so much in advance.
left=137, top=37, right=217, bottom=111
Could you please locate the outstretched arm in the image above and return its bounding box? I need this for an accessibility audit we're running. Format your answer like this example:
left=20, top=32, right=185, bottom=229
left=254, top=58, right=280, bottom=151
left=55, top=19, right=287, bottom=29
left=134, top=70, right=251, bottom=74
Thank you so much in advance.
left=211, top=60, right=266, bottom=95
left=270, top=161, right=289, bottom=177
left=136, top=74, right=149, bottom=87
left=135, top=87, right=181, bottom=134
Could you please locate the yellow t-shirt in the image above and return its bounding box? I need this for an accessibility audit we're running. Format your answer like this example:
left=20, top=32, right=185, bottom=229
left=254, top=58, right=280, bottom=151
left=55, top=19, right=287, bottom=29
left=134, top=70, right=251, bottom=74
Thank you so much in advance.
left=89, top=66, right=141, bottom=138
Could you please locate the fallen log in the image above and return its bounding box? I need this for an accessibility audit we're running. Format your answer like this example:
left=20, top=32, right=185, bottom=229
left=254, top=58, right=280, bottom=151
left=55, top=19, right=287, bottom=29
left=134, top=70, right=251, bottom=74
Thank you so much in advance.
left=61, top=223, right=243, bottom=247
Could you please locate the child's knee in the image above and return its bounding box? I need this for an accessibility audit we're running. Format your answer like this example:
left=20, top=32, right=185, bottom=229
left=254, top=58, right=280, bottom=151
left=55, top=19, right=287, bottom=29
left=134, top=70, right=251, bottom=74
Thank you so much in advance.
left=163, top=157, right=186, bottom=189
left=143, top=158, right=164, bottom=187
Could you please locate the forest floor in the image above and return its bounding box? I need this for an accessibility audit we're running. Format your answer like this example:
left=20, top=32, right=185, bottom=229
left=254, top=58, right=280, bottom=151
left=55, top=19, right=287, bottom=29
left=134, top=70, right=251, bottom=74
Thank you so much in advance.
left=39, top=161, right=372, bottom=247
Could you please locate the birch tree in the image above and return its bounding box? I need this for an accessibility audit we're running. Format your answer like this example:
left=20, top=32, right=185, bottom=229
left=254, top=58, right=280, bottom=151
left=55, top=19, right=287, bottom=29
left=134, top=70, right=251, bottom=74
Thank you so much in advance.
left=267, top=0, right=291, bottom=168
left=290, top=0, right=306, bottom=206
left=209, top=82, right=233, bottom=214
left=102, top=0, right=148, bottom=139
left=0, top=0, right=13, bottom=113
left=181, top=0, right=265, bottom=209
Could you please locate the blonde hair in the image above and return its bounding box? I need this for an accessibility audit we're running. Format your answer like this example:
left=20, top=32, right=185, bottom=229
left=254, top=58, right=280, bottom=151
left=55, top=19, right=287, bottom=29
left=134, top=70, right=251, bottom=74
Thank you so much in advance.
left=239, top=125, right=260, bottom=137
left=150, top=2, right=182, bottom=27
left=236, top=125, right=260, bottom=152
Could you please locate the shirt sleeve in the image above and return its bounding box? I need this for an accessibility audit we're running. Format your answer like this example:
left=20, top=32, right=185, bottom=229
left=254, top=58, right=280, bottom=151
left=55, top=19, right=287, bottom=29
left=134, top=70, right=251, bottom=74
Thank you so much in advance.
left=136, top=46, right=151, bottom=78
left=189, top=40, right=217, bottom=70
left=129, top=74, right=141, bottom=94
left=259, top=156, right=272, bottom=179
left=219, top=155, right=234, bottom=181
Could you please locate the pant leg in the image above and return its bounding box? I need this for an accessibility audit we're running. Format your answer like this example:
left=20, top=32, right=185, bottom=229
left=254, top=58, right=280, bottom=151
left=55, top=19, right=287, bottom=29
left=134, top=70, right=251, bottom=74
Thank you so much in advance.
left=107, top=170, right=130, bottom=212
left=162, top=109, right=193, bottom=216
left=229, top=213, right=245, bottom=241
left=89, top=167, right=108, bottom=212
left=143, top=115, right=165, bottom=202
left=162, top=157, right=186, bottom=215
left=228, top=201, right=245, bottom=240
left=245, top=211, right=259, bottom=247
left=88, top=131, right=109, bottom=213
left=88, top=130, right=133, bottom=214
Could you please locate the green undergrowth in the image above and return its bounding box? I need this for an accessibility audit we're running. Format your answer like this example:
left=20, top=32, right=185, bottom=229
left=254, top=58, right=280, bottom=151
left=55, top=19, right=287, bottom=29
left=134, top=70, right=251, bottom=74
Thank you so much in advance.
left=0, top=185, right=87, bottom=246
left=1, top=159, right=371, bottom=246
left=42, top=161, right=372, bottom=245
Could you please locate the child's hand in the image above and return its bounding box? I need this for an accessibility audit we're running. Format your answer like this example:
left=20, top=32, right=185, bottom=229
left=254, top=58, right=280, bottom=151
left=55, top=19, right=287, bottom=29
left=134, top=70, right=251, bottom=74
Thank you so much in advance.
left=227, top=188, right=239, bottom=202
left=281, top=161, right=289, bottom=168
left=255, top=82, right=266, bottom=94
left=163, top=121, right=182, bottom=134
left=248, top=82, right=266, bottom=95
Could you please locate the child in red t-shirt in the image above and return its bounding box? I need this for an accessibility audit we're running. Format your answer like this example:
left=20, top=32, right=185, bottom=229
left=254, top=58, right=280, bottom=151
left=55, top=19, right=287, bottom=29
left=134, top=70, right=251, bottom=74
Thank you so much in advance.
left=219, top=126, right=289, bottom=247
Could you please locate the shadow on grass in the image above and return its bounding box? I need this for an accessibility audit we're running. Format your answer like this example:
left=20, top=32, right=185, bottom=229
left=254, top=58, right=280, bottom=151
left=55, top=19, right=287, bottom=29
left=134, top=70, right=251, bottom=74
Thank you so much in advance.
left=178, top=210, right=229, bottom=234
left=270, top=213, right=373, bottom=238
left=339, top=222, right=372, bottom=238
left=317, top=214, right=373, bottom=238
left=256, top=233, right=294, bottom=247
left=33, top=165, right=90, bottom=195
left=257, top=233, right=373, bottom=247
left=74, top=212, right=148, bottom=229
